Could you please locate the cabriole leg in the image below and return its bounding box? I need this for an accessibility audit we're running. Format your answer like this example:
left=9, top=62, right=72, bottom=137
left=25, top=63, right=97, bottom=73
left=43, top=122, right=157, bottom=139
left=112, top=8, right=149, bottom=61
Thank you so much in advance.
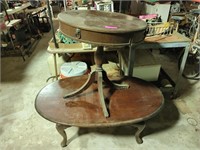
left=56, top=124, right=70, bottom=147
left=132, top=121, right=146, bottom=144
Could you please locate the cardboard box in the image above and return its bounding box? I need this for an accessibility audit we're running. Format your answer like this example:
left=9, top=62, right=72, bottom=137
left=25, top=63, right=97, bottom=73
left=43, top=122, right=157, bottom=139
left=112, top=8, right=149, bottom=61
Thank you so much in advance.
left=118, top=48, right=161, bottom=81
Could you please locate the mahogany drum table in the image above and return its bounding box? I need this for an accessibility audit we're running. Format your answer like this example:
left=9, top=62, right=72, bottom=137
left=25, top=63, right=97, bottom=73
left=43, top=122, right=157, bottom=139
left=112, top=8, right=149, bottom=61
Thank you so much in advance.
left=35, top=75, right=164, bottom=147
left=57, top=10, right=147, bottom=117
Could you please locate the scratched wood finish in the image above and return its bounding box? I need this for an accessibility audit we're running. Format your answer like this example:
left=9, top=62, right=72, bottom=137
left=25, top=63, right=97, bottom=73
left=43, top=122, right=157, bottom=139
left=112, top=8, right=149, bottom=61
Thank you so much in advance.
left=35, top=76, right=164, bottom=127
left=58, top=10, right=147, bottom=46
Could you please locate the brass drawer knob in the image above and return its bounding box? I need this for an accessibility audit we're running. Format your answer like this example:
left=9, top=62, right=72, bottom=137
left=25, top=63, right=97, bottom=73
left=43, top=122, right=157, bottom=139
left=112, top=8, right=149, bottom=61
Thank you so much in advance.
left=75, top=28, right=81, bottom=39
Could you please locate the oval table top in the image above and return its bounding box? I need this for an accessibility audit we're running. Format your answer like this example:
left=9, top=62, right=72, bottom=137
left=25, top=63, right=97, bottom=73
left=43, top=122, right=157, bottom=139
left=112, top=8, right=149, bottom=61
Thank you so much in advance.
left=35, top=76, right=164, bottom=127
left=58, top=10, right=147, bottom=34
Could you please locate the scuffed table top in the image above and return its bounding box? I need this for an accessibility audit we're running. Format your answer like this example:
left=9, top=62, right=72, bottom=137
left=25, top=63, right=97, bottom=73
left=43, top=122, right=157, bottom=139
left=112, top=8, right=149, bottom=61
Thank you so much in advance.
left=58, top=10, right=147, bottom=33
left=35, top=76, right=164, bottom=127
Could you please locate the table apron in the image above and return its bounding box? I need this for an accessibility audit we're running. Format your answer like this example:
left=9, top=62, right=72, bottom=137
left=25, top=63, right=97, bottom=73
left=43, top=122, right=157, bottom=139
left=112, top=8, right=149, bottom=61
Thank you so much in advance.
left=59, top=21, right=146, bottom=46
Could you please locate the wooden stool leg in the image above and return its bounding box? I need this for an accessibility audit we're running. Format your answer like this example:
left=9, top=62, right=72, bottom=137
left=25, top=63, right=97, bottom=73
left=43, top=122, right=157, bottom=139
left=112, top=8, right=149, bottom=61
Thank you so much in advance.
left=56, top=124, right=70, bottom=147
left=132, top=121, right=146, bottom=144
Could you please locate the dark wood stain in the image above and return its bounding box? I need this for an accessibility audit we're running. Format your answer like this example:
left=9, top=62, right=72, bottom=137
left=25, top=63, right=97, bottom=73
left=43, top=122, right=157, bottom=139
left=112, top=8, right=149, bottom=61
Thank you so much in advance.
left=58, top=10, right=147, bottom=46
left=35, top=75, right=164, bottom=127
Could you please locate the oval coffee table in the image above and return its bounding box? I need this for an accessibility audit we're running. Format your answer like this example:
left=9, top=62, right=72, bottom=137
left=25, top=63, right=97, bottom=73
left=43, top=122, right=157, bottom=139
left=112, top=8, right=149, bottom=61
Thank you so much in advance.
left=35, top=75, right=164, bottom=147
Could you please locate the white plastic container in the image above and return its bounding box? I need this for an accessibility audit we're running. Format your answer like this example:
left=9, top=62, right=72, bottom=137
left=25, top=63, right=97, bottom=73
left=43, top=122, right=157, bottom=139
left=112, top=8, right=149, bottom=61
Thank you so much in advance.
left=60, top=61, right=88, bottom=78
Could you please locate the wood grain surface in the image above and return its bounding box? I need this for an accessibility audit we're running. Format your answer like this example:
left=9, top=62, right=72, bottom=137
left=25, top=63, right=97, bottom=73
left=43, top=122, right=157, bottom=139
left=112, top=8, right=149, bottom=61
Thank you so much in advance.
left=35, top=76, right=164, bottom=127
left=58, top=10, right=147, bottom=45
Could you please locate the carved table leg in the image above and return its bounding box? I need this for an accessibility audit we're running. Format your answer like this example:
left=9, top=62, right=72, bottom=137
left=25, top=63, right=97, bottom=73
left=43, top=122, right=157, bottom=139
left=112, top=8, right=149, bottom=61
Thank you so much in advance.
left=97, top=71, right=109, bottom=117
left=63, top=71, right=96, bottom=98
left=63, top=46, right=129, bottom=118
left=102, top=70, right=129, bottom=89
left=56, top=124, right=70, bottom=147
left=132, top=121, right=146, bottom=144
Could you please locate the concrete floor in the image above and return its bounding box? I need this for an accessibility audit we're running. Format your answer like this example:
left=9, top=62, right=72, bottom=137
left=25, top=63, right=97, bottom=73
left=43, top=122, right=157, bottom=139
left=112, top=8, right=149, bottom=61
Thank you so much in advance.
left=0, top=22, right=200, bottom=150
